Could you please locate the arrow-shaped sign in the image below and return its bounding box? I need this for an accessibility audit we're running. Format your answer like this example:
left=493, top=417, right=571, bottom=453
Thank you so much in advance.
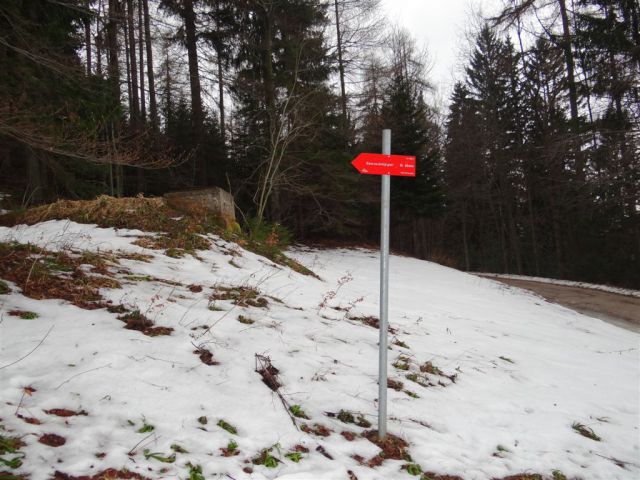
left=351, top=153, right=416, bottom=177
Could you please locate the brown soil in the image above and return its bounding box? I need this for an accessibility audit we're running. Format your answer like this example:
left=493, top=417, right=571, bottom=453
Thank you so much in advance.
left=194, top=347, right=219, bottom=366
left=481, top=276, right=640, bottom=332
left=0, top=243, right=119, bottom=309
left=423, top=474, right=465, bottom=480
left=38, top=433, right=66, bottom=447
left=341, top=431, right=357, bottom=441
left=45, top=409, right=88, bottom=417
left=362, top=430, right=409, bottom=460
left=301, top=423, right=332, bottom=437
left=52, top=469, right=151, bottom=480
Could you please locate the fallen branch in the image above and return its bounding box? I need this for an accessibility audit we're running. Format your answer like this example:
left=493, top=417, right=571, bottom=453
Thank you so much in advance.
left=255, top=354, right=298, bottom=430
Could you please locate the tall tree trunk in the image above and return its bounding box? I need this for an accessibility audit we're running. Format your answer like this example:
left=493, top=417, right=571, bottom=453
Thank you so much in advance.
left=526, top=180, right=540, bottom=276
left=261, top=5, right=276, bottom=135
left=107, top=0, right=121, bottom=196
left=138, top=0, right=146, bottom=121
left=260, top=3, right=279, bottom=221
left=26, top=148, right=45, bottom=205
left=123, top=22, right=133, bottom=115
left=461, top=201, right=471, bottom=271
left=85, top=18, right=92, bottom=75
left=334, top=0, right=348, bottom=133
left=557, top=0, right=584, bottom=178
left=217, top=46, right=225, bottom=144
left=107, top=0, right=121, bottom=92
left=183, top=0, right=205, bottom=183
left=126, top=0, right=140, bottom=123
left=142, top=0, right=158, bottom=129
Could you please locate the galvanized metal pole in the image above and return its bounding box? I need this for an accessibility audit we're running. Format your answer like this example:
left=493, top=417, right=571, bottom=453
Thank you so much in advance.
left=378, top=129, right=391, bottom=440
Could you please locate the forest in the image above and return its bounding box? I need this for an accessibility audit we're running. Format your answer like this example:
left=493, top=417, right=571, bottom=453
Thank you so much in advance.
left=0, top=0, right=638, bottom=288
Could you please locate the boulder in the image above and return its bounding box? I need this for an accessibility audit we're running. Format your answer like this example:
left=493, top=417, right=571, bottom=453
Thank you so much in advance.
left=164, top=187, right=236, bottom=227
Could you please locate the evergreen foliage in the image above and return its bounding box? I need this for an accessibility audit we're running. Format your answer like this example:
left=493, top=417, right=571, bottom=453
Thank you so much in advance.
left=0, top=0, right=637, bottom=287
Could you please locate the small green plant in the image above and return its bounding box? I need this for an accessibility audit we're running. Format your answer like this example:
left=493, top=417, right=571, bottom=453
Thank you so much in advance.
left=137, top=419, right=155, bottom=433
left=9, top=310, right=38, bottom=320
left=0, top=280, right=10, bottom=294
left=253, top=446, right=279, bottom=468
left=170, top=443, right=188, bottom=453
left=552, top=470, right=567, bottom=480
left=284, top=451, right=302, bottom=463
left=337, top=410, right=355, bottom=424
left=0, top=436, right=25, bottom=470
left=420, top=361, right=443, bottom=376
left=143, top=449, right=176, bottom=463
left=165, top=248, right=186, bottom=258
left=356, top=415, right=371, bottom=428
left=289, top=405, right=309, bottom=419
left=217, top=419, right=237, bottom=434
left=406, top=463, right=422, bottom=476
left=227, top=439, right=238, bottom=451
left=186, top=463, right=205, bottom=480
left=237, top=315, right=255, bottom=325
left=393, top=361, right=410, bottom=370
left=393, top=339, right=409, bottom=349
left=208, top=302, right=224, bottom=311
left=404, top=390, right=419, bottom=398
left=572, top=422, right=601, bottom=441
left=124, top=275, right=153, bottom=282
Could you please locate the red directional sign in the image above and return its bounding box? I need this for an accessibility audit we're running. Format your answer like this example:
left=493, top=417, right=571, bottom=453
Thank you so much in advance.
left=351, top=153, right=416, bottom=177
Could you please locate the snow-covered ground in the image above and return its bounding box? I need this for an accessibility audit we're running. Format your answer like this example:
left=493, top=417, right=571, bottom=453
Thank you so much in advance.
left=0, top=220, right=638, bottom=480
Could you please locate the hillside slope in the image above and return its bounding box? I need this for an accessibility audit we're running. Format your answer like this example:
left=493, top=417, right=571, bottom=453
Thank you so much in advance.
left=0, top=220, right=638, bottom=480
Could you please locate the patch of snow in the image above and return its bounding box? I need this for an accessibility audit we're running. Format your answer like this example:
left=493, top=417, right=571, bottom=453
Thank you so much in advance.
left=0, top=221, right=637, bottom=480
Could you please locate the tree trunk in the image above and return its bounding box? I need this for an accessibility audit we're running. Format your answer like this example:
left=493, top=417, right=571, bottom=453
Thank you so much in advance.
left=261, top=5, right=276, bottom=135
left=126, top=0, right=140, bottom=123
left=142, top=0, right=158, bottom=129
left=461, top=201, right=471, bottom=271
left=26, top=148, right=45, bottom=205
left=260, top=3, right=279, bottom=221
left=123, top=22, right=133, bottom=115
left=557, top=0, right=584, bottom=178
left=138, top=0, right=146, bottom=121
left=107, top=0, right=121, bottom=92
left=334, top=0, right=348, bottom=133
left=183, top=0, right=205, bottom=183
left=85, top=18, right=92, bottom=75
left=217, top=46, right=225, bottom=144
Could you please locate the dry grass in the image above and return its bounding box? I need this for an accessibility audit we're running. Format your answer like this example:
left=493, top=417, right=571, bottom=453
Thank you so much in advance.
left=2, top=195, right=171, bottom=231
left=0, top=242, right=120, bottom=309
left=2, top=195, right=316, bottom=275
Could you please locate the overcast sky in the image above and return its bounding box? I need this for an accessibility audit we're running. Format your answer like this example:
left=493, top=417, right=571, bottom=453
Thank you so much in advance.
left=380, top=0, right=504, bottom=100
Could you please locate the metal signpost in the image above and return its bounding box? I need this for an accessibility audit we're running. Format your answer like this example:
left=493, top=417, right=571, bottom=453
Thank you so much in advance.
left=351, top=129, right=416, bottom=439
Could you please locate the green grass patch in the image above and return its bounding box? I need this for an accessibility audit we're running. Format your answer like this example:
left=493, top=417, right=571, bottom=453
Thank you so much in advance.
left=217, top=419, right=237, bottom=435
left=137, top=420, right=155, bottom=433
left=237, top=315, right=255, bottom=325
left=572, top=422, right=601, bottom=441
left=143, top=448, right=175, bottom=463
left=284, top=451, right=302, bottom=463
left=289, top=405, right=309, bottom=419
left=8, top=310, right=38, bottom=320
left=186, top=463, right=205, bottom=480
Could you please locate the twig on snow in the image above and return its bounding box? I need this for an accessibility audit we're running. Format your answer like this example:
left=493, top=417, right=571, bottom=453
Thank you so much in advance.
left=0, top=325, right=54, bottom=370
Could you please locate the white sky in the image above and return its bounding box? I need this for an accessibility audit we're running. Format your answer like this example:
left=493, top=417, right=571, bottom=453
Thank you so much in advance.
left=380, top=0, right=504, bottom=101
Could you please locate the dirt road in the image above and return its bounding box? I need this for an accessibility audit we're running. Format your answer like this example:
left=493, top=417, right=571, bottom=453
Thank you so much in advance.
left=479, top=276, right=640, bottom=333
